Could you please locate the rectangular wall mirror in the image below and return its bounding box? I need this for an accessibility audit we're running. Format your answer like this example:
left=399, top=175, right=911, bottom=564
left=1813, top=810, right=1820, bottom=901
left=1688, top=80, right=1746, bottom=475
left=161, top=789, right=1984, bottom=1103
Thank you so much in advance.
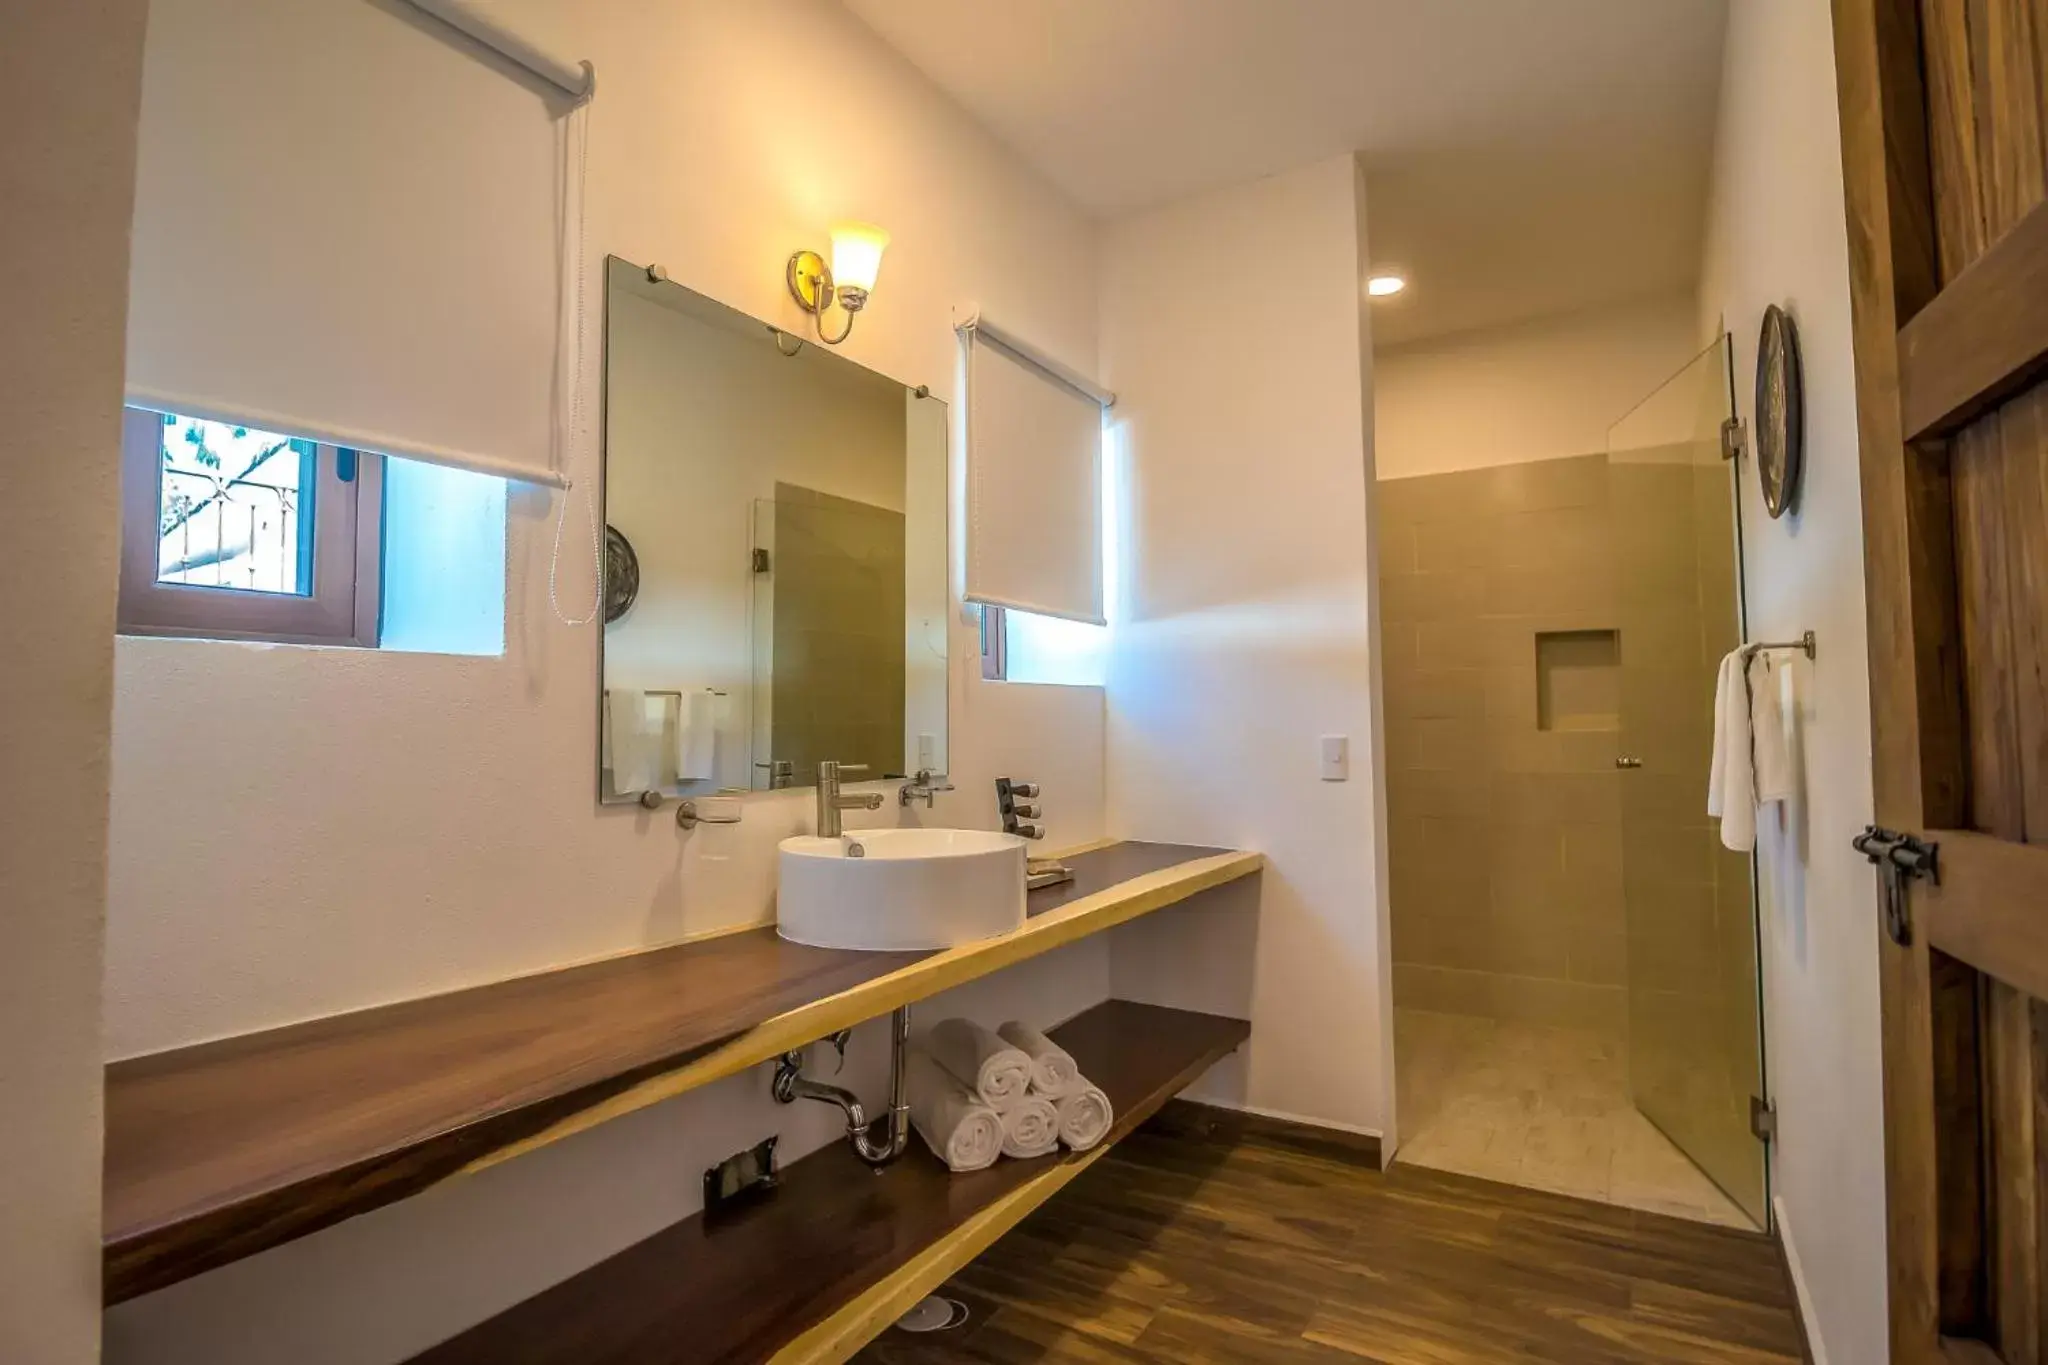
left=598, top=257, right=949, bottom=803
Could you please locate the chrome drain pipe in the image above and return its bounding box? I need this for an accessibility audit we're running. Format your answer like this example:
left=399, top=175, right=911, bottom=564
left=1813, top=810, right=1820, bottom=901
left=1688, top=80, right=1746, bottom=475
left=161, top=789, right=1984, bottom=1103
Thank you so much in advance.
left=770, top=1005, right=913, bottom=1167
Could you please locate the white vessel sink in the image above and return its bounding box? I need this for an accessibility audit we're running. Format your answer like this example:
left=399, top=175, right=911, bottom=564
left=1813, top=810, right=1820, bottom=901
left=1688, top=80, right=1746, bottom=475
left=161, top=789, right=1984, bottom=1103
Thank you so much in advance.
left=777, top=828, right=1028, bottom=951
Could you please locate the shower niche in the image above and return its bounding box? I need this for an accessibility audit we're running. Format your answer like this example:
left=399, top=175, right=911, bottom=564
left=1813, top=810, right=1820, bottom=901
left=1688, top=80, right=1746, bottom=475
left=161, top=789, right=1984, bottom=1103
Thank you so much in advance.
left=1534, top=628, right=1620, bottom=733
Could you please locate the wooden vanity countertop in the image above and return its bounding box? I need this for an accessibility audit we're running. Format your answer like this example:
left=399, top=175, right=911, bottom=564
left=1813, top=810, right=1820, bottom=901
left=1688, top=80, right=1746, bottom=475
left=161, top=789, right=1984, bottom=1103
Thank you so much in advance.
left=102, top=839, right=1262, bottom=1302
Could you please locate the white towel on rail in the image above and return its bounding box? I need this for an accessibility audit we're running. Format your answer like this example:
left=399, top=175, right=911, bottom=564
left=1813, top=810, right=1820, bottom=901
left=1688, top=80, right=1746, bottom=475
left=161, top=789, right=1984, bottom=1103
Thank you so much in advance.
left=1751, top=653, right=1795, bottom=806
left=1708, top=650, right=1796, bottom=853
left=675, top=689, right=716, bottom=782
left=905, top=1050, right=1002, bottom=1173
left=606, top=688, right=658, bottom=796
left=997, top=1020, right=1082, bottom=1098
left=926, top=1018, right=1034, bottom=1110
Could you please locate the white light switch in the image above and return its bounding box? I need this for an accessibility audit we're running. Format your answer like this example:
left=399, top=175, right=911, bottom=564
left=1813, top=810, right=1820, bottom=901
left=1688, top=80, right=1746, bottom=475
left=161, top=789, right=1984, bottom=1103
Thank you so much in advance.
left=917, top=733, right=936, bottom=767
left=1320, top=734, right=1349, bottom=781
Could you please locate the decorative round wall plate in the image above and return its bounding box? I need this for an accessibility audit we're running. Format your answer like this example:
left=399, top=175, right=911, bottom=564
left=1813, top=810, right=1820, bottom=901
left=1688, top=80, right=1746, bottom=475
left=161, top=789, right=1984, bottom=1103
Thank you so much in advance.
left=1755, top=304, right=1805, bottom=519
left=604, top=525, right=640, bottom=624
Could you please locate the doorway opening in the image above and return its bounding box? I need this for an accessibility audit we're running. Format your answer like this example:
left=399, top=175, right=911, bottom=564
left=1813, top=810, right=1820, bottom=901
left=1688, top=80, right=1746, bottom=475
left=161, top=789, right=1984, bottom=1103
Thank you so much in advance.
left=1381, top=335, right=1766, bottom=1229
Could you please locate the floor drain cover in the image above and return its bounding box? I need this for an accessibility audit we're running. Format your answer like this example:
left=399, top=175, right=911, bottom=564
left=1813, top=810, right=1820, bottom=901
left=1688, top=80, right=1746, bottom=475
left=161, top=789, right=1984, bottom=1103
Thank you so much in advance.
left=895, top=1295, right=969, bottom=1333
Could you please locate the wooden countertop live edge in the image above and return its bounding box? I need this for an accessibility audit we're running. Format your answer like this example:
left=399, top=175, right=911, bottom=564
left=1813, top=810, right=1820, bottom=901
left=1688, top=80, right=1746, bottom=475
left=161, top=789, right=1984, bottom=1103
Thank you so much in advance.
left=104, top=841, right=1262, bottom=1303
left=405, top=999, right=1253, bottom=1365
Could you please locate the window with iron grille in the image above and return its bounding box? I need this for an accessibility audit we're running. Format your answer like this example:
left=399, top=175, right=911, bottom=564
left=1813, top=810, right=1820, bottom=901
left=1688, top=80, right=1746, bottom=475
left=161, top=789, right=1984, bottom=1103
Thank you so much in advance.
left=118, top=407, right=382, bottom=646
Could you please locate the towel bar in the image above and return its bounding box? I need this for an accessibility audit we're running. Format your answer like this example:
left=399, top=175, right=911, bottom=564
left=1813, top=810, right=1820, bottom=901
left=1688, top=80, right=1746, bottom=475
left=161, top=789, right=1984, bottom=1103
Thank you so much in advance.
left=1740, top=630, right=1816, bottom=661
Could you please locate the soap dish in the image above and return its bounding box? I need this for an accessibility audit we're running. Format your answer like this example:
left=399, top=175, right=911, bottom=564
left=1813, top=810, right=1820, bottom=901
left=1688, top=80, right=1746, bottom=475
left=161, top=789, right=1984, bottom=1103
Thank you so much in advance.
left=1026, top=858, right=1074, bottom=891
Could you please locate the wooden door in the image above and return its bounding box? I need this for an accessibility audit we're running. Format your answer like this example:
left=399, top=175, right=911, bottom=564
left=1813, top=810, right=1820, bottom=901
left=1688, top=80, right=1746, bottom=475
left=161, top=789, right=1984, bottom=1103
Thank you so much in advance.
left=1834, top=0, right=2048, bottom=1359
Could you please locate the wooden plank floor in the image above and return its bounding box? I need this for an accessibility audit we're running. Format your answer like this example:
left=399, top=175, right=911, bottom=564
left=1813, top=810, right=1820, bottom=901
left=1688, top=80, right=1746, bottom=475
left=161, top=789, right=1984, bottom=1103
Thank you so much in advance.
left=855, top=1107, right=1804, bottom=1364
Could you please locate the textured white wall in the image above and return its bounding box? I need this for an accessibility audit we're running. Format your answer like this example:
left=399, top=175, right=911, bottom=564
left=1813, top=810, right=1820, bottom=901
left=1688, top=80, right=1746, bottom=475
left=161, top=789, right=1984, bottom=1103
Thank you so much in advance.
left=105, top=2, right=1110, bottom=1360
left=1101, top=155, right=1394, bottom=1139
left=1374, top=292, right=1700, bottom=480
left=1697, top=2, right=1884, bottom=1361
left=0, top=4, right=146, bottom=1361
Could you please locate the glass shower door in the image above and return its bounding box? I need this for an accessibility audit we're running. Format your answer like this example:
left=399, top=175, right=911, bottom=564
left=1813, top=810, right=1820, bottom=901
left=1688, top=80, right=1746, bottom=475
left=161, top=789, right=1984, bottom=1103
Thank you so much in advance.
left=1606, top=334, right=1766, bottom=1228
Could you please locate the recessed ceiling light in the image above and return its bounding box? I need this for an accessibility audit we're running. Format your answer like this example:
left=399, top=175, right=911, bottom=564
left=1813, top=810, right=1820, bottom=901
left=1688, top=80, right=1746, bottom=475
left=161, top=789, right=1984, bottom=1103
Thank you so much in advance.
left=1367, top=273, right=1406, bottom=298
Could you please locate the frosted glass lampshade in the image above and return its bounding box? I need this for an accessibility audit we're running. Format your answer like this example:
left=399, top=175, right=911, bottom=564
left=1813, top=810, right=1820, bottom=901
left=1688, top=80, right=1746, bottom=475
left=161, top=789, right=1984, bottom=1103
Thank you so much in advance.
left=831, top=222, right=890, bottom=296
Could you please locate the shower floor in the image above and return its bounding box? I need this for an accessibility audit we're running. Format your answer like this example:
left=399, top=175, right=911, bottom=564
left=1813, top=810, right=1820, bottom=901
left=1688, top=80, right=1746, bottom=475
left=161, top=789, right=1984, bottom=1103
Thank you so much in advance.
left=1393, top=1009, right=1753, bottom=1230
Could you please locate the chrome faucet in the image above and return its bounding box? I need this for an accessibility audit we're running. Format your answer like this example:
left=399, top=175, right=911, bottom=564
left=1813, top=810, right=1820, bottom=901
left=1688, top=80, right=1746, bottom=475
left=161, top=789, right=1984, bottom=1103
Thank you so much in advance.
left=898, top=768, right=955, bottom=808
left=815, top=759, right=884, bottom=838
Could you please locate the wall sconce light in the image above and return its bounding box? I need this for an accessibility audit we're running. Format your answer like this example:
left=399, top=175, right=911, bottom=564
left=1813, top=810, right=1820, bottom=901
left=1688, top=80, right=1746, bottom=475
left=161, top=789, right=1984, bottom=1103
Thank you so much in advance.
left=786, top=222, right=890, bottom=345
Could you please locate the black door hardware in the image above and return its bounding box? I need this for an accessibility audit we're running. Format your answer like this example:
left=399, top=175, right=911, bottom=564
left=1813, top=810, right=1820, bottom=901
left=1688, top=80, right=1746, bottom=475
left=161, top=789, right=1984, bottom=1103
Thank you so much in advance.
left=1852, top=825, right=1939, bottom=947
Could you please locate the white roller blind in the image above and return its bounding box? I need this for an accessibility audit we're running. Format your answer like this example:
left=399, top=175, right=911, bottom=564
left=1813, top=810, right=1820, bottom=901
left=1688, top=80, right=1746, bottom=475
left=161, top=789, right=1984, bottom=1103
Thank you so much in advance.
left=962, top=323, right=1108, bottom=626
left=126, top=0, right=571, bottom=486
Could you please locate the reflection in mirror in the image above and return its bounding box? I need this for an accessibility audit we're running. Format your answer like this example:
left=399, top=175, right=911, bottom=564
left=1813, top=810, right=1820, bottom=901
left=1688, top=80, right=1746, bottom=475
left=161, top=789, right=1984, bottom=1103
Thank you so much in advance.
left=599, top=257, right=947, bottom=802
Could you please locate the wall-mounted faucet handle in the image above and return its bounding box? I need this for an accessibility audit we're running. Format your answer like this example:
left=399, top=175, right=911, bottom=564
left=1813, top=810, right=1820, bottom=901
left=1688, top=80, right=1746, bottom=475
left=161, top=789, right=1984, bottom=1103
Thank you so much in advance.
left=1011, top=782, right=1040, bottom=799
left=1015, top=822, right=1044, bottom=840
left=899, top=768, right=955, bottom=808
left=1011, top=802, right=1041, bottom=819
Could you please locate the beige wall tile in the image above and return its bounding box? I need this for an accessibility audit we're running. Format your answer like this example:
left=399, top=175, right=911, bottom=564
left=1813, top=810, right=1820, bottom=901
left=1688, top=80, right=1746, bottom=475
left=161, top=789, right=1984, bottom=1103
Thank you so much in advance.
left=1388, top=716, right=1487, bottom=772
left=1415, top=618, right=1490, bottom=671
left=1622, top=820, right=1719, bottom=890
left=1484, top=562, right=1618, bottom=617
left=1617, top=606, right=1710, bottom=672
left=1566, top=917, right=1629, bottom=986
left=1413, top=515, right=1492, bottom=573
left=1383, top=569, right=1487, bottom=624
left=1392, top=767, right=1490, bottom=821
left=1483, top=453, right=1609, bottom=514
left=1623, top=879, right=1718, bottom=993
left=1489, top=974, right=1627, bottom=1038
left=1386, top=667, right=1488, bottom=722
left=1394, top=962, right=1494, bottom=1017
left=1490, top=772, right=1621, bottom=827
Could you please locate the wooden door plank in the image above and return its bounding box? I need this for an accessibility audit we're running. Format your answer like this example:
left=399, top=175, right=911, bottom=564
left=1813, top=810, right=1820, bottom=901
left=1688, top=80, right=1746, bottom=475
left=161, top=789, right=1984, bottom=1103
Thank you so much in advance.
left=1987, top=980, right=2041, bottom=1364
left=1977, top=0, right=2046, bottom=236
left=1900, top=201, right=2048, bottom=441
left=1884, top=0, right=1945, bottom=324
left=1953, top=425, right=2028, bottom=838
left=1922, top=0, right=1993, bottom=278
left=1835, top=0, right=1955, bottom=1354
left=1935, top=951, right=1991, bottom=1335
left=1998, top=388, right=2048, bottom=840
left=2031, top=997, right=2048, bottom=1364
left=1923, top=833, right=2048, bottom=1001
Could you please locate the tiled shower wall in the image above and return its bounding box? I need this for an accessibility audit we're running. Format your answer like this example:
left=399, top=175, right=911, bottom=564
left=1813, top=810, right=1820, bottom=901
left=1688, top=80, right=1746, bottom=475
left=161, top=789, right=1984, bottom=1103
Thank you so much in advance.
left=1380, top=453, right=1750, bottom=1060
left=768, top=483, right=907, bottom=779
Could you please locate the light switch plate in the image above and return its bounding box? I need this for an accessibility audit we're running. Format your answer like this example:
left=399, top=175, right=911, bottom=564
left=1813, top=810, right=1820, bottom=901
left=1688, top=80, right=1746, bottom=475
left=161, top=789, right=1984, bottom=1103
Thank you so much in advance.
left=1320, top=734, right=1349, bottom=781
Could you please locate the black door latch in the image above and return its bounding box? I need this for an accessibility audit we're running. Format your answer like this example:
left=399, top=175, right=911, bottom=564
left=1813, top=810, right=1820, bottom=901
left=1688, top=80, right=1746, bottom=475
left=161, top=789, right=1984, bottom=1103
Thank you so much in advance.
left=1852, top=825, right=1939, bottom=946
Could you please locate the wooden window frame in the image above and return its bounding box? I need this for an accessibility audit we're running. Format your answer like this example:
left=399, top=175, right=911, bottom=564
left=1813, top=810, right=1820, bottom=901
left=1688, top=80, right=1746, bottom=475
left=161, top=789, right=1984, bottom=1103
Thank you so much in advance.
left=119, top=406, right=382, bottom=646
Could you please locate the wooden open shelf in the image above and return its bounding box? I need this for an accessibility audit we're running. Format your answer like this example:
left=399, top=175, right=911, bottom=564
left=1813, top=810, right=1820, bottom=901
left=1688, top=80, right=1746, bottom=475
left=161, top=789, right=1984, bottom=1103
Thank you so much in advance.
left=404, top=999, right=1250, bottom=1365
left=104, top=841, right=1261, bottom=1303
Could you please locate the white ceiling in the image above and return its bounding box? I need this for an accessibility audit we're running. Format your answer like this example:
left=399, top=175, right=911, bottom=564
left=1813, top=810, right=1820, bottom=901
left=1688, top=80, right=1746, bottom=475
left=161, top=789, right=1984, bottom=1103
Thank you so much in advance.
left=838, top=0, right=1729, bottom=345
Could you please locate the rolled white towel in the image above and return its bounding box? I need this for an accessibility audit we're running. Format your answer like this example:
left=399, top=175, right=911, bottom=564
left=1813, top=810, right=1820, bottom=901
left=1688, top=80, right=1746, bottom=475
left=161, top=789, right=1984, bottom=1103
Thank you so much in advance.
left=926, top=1018, right=1033, bottom=1111
left=1055, top=1083, right=1114, bottom=1152
left=997, top=1020, right=1082, bottom=1098
left=999, top=1095, right=1061, bottom=1160
left=905, top=1050, right=1002, bottom=1173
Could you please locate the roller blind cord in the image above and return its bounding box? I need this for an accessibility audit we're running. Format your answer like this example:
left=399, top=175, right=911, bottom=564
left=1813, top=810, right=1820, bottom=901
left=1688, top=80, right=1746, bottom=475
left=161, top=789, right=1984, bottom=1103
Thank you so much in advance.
left=548, top=91, right=603, bottom=627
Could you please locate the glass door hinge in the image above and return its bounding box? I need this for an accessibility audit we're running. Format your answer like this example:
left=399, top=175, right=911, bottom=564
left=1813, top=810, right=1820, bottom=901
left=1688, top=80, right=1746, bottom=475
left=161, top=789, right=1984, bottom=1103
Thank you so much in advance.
left=1721, top=417, right=1746, bottom=461
left=1749, top=1095, right=1777, bottom=1143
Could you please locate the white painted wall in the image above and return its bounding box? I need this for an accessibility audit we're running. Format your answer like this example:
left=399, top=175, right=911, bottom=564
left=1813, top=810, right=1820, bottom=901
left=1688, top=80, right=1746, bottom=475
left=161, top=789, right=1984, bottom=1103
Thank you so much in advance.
left=1374, top=292, right=1700, bottom=479
left=1100, top=155, right=1394, bottom=1139
left=0, top=6, right=145, bottom=1362
left=1697, top=2, right=1884, bottom=1361
left=104, top=2, right=1111, bottom=1360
